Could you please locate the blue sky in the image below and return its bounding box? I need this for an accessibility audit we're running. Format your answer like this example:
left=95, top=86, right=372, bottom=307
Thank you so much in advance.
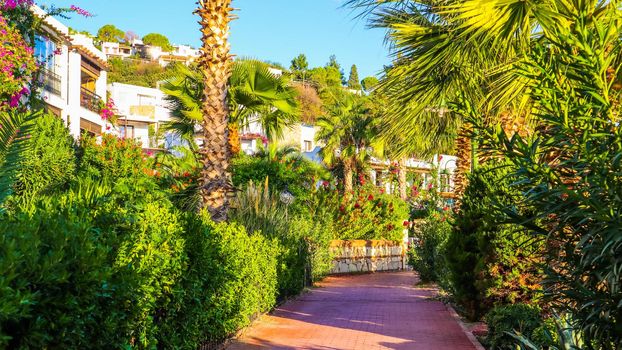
left=38, top=0, right=390, bottom=79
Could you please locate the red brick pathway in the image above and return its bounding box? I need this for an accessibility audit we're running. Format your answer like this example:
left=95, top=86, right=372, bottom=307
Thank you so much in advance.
left=227, top=272, right=478, bottom=350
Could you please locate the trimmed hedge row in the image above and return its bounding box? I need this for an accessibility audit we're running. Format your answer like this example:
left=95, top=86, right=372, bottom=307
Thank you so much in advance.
left=0, top=119, right=283, bottom=349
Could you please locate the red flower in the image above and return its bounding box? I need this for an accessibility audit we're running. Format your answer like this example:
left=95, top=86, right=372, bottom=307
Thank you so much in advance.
left=403, top=220, right=410, bottom=227
left=443, top=206, right=450, bottom=211
left=354, top=202, right=361, bottom=209
left=367, top=194, right=374, bottom=201
left=379, top=188, right=385, bottom=194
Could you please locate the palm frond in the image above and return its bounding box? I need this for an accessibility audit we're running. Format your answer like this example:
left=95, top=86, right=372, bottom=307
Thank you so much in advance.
left=0, top=110, right=39, bottom=207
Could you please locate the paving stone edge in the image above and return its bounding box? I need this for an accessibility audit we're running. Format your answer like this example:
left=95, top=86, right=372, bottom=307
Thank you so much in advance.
left=446, top=304, right=487, bottom=350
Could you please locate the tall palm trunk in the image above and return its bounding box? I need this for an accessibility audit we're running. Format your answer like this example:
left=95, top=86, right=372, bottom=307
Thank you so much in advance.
left=452, top=125, right=473, bottom=207
left=398, top=158, right=408, bottom=200
left=197, top=0, right=234, bottom=222
left=343, top=158, right=354, bottom=194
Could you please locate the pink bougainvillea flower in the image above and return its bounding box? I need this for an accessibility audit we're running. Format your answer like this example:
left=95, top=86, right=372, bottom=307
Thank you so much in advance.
left=70, top=5, right=93, bottom=17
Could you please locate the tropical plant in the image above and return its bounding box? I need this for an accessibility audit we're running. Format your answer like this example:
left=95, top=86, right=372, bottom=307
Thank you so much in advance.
left=0, top=110, right=37, bottom=208
left=485, top=304, right=543, bottom=350
left=0, top=13, right=37, bottom=110
left=162, top=60, right=300, bottom=146
left=10, top=113, right=76, bottom=209
left=468, top=1, right=622, bottom=347
left=316, top=91, right=379, bottom=193
left=510, top=314, right=587, bottom=350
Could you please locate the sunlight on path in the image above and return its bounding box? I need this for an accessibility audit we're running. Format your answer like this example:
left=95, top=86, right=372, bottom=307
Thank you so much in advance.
left=227, top=272, right=477, bottom=350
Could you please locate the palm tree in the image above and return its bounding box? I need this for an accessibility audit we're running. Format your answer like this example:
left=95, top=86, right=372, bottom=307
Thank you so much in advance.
left=316, top=91, right=379, bottom=194
left=196, top=0, right=234, bottom=222
left=346, top=0, right=541, bottom=199
left=161, top=60, right=300, bottom=151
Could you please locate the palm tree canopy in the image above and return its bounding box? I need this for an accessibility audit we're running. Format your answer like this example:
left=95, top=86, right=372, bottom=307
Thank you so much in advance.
left=316, top=91, right=381, bottom=166
left=161, top=59, right=300, bottom=144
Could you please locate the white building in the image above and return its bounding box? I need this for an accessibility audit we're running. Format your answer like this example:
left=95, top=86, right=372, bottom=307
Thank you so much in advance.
left=100, top=41, right=200, bottom=67
left=107, top=83, right=173, bottom=150
left=33, top=5, right=112, bottom=139
left=101, top=42, right=133, bottom=59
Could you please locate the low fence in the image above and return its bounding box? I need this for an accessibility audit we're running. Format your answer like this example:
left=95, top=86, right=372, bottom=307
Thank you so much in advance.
left=329, top=240, right=408, bottom=274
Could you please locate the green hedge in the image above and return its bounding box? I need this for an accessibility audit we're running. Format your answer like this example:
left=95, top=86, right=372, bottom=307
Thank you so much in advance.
left=156, top=213, right=278, bottom=347
left=484, top=304, right=543, bottom=350
left=0, top=133, right=287, bottom=349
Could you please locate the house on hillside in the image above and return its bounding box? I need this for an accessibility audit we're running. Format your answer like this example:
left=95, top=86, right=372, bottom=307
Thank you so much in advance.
left=101, top=42, right=133, bottom=59
left=107, top=83, right=174, bottom=151
left=100, top=40, right=200, bottom=67
left=33, top=5, right=112, bottom=139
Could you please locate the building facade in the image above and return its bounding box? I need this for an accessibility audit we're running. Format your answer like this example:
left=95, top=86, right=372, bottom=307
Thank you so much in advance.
left=34, top=5, right=111, bottom=139
left=107, top=83, right=173, bottom=150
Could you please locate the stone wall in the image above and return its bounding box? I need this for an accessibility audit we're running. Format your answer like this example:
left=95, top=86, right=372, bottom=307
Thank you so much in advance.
left=329, top=240, right=407, bottom=274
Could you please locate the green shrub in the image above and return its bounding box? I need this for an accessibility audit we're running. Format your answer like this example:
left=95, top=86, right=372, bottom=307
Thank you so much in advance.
left=407, top=210, right=451, bottom=283
left=156, top=213, right=278, bottom=347
left=11, top=113, right=76, bottom=207
left=485, top=304, right=542, bottom=350
left=290, top=215, right=334, bottom=283
left=78, top=134, right=149, bottom=181
left=445, top=164, right=543, bottom=320
left=231, top=180, right=308, bottom=298
left=0, top=201, right=110, bottom=349
left=231, top=146, right=326, bottom=210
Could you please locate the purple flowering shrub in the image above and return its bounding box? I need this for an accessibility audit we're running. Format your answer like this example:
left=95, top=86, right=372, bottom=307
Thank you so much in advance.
left=0, top=14, right=36, bottom=110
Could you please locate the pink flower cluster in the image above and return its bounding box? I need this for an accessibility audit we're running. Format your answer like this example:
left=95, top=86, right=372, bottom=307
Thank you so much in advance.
left=0, top=0, right=34, bottom=10
left=9, top=87, right=29, bottom=108
left=70, top=5, right=93, bottom=18
left=100, top=98, right=117, bottom=121
left=0, top=14, right=36, bottom=111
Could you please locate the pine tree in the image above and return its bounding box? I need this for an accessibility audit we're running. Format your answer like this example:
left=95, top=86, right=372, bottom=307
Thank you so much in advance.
left=326, top=55, right=345, bottom=85
left=348, top=65, right=362, bottom=90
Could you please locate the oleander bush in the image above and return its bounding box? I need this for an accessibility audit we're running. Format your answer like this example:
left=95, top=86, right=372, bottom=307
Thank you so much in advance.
left=318, top=185, right=408, bottom=241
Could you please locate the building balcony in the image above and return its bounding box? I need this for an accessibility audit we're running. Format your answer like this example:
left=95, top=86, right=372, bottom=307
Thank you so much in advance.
left=40, top=68, right=62, bottom=96
left=80, top=87, right=102, bottom=114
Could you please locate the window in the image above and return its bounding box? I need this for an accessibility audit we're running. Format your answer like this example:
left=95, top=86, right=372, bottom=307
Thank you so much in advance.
left=120, top=125, right=135, bottom=139
left=304, top=140, right=313, bottom=152
left=34, top=35, right=57, bottom=69
left=138, top=94, right=156, bottom=106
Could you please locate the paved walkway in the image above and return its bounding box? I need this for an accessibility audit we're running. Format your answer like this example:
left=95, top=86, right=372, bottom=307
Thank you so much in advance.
left=228, top=272, right=478, bottom=350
